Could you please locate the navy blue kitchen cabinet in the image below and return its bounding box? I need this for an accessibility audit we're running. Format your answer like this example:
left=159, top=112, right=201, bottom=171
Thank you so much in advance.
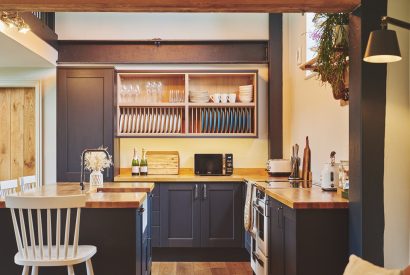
left=57, top=67, right=115, bottom=182
left=268, top=199, right=348, bottom=275
left=201, top=183, right=243, bottom=247
left=159, top=182, right=243, bottom=248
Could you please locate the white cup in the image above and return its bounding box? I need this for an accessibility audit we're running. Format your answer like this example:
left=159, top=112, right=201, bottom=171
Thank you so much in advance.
left=210, top=93, right=221, bottom=103
left=228, top=93, right=237, bottom=103
left=220, top=93, right=228, bottom=103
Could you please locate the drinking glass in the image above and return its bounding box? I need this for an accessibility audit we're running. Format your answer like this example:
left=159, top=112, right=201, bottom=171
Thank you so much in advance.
left=145, top=81, right=153, bottom=103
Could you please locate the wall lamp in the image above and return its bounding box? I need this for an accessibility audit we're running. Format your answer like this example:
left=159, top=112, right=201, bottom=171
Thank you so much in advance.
left=0, top=11, right=30, bottom=34
left=363, top=16, right=410, bottom=63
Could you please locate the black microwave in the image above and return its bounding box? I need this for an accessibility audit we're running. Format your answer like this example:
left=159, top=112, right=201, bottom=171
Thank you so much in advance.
left=194, top=154, right=233, bottom=176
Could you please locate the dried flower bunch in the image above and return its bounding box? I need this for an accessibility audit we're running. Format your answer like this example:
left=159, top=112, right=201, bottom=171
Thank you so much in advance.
left=84, top=147, right=113, bottom=172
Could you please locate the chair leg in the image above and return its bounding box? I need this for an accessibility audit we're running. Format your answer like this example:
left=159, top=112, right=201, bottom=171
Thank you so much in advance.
left=67, top=265, right=75, bottom=275
left=31, top=266, right=38, bottom=275
left=22, top=266, right=29, bottom=275
left=86, top=259, right=94, bottom=275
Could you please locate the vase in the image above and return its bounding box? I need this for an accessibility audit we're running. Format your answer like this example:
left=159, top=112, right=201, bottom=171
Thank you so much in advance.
left=90, top=170, right=103, bottom=187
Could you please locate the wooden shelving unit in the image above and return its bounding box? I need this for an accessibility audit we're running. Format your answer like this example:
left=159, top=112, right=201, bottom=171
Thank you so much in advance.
left=116, top=70, right=258, bottom=137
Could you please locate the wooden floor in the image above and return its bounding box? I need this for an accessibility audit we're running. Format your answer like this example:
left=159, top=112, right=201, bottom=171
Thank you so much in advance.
left=152, top=261, right=253, bottom=275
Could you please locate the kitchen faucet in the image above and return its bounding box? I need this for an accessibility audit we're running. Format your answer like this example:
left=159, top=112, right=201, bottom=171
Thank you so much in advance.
left=80, top=148, right=110, bottom=191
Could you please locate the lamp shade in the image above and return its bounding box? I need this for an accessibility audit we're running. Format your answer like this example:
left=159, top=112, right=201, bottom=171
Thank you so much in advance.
left=363, top=29, right=402, bottom=63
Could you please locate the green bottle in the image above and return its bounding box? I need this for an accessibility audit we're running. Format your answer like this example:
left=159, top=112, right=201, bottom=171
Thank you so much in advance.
left=131, top=148, right=140, bottom=176
left=140, top=148, right=148, bottom=176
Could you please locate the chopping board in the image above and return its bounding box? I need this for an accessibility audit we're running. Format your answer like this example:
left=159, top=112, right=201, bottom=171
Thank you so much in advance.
left=146, top=151, right=179, bottom=175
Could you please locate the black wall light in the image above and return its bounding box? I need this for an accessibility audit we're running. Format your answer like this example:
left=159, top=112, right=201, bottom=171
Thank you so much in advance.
left=364, top=16, right=410, bottom=63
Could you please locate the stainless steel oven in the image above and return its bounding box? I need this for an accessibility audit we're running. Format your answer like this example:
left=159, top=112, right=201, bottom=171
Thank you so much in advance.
left=250, top=186, right=269, bottom=275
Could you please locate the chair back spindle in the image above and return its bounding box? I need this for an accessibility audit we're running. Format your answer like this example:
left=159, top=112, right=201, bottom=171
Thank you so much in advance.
left=19, top=176, right=37, bottom=192
left=5, top=195, right=86, bottom=261
left=0, top=179, right=19, bottom=197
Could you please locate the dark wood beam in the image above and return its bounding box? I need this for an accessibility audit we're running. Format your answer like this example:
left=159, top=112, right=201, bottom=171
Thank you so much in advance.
left=268, top=14, right=283, bottom=159
left=348, top=0, right=387, bottom=265
left=20, top=12, right=58, bottom=49
left=57, top=40, right=268, bottom=64
left=0, top=0, right=359, bottom=13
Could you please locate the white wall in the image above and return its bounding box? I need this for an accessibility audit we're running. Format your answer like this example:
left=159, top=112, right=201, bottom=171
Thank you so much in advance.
left=56, top=13, right=268, bottom=40
left=384, top=0, right=410, bottom=268
left=0, top=68, right=56, bottom=185
left=282, top=13, right=349, bottom=183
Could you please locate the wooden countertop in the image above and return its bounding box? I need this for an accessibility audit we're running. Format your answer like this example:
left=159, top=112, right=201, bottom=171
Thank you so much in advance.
left=114, top=168, right=268, bottom=182
left=0, top=183, right=153, bottom=209
left=115, top=168, right=348, bottom=209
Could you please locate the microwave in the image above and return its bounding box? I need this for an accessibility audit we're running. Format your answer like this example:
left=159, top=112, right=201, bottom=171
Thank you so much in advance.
left=194, top=154, right=233, bottom=176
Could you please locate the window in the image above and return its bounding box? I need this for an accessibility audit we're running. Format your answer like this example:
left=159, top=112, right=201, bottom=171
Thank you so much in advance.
left=305, top=13, right=318, bottom=78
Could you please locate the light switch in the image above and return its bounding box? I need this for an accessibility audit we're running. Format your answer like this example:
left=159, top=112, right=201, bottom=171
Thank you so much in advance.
left=296, top=47, right=302, bottom=65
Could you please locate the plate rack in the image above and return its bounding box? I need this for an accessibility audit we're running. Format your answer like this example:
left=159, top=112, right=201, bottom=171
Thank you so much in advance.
left=189, top=107, right=255, bottom=136
left=118, top=106, right=185, bottom=136
left=116, top=70, right=258, bottom=138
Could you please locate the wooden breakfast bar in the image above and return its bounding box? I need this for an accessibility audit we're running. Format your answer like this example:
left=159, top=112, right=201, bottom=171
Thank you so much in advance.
left=0, top=183, right=154, bottom=275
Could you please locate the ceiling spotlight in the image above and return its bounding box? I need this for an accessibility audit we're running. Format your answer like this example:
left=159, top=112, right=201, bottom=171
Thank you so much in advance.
left=364, top=16, right=410, bottom=63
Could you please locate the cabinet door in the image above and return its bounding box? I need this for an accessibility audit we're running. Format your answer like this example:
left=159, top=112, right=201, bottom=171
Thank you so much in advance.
left=200, top=183, right=242, bottom=247
left=269, top=200, right=285, bottom=275
left=283, top=205, right=297, bottom=275
left=57, top=68, right=114, bottom=182
left=160, top=183, right=201, bottom=247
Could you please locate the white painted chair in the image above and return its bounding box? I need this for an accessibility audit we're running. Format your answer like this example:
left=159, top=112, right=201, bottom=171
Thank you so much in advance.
left=0, top=179, right=19, bottom=197
left=5, top=194, right=96, bottom=275
left=19, top=176, right=37, bottom=192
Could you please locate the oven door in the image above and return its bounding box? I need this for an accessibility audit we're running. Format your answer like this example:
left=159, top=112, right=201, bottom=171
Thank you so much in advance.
left=253, top=200, right=269, bottom=257
left=251, top=247, right=269, bottom=275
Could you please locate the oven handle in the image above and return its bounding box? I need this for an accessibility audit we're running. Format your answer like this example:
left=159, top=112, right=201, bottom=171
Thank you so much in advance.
left=253, top=202, right=265, bottom=216
left=252, top=252, right=264, bottom=267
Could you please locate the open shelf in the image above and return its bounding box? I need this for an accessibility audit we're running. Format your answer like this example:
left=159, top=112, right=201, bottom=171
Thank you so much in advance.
left=116, top=70, right=258, bottom=137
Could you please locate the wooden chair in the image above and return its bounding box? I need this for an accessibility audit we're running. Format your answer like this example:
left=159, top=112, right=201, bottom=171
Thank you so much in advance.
left=5, top=194, right=96, bottom=275
left=0, top=179, right=19, bottom=197
left=19, top=176, right=37, bottom=192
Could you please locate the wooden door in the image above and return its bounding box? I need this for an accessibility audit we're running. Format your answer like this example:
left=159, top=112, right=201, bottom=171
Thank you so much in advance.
left=160, top=183, right=201, bottom=247
left=200, top=182, right=242, bottom=247
left=0, top=88, right=36, bottom=181
left=57, top=68, right=114, bottom=182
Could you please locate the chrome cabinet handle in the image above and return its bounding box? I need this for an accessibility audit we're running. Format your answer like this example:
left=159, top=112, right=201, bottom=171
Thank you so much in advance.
left=194, top=184, right=199, bottom=199
left=203, top=184, right=207, bottom=200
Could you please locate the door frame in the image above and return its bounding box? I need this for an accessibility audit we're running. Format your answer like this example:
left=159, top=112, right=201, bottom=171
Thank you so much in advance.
left=0, top=80, right=42, bottom=185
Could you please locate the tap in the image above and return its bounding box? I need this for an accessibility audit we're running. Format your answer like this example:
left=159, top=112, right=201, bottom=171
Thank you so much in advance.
left=80, top=148, right=110, bottom=191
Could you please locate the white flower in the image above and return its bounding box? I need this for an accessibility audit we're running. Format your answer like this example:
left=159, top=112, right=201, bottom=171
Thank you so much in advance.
left=84, top=148, right=113, bottom=172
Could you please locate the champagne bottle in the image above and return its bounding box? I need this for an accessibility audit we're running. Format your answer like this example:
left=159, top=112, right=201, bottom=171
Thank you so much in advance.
left=140, top=148, right=148, bottom=176
left=131, top=148, right=140, bottom=176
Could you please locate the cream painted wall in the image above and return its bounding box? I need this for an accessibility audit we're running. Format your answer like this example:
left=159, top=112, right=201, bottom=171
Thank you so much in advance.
left=0, top=68, right=56, bottom=185
left=384, top=0, right=410, bottom=268
left=56, top=13, right=268, bottom=40
left=115, top=64, right=268, bottom=168
left=282, top=13, right=349, bottom=183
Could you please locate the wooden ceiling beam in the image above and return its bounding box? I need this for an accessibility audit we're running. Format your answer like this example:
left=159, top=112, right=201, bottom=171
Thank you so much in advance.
left=0, top=0, right=360, bottom=13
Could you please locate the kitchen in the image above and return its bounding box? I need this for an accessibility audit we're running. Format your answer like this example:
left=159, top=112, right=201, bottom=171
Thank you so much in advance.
left=0, top=0, right=409, bottom=275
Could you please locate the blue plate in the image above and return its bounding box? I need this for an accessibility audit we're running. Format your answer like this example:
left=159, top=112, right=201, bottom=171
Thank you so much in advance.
left=238, top=110, right=242, bottom=133
left=217, top=109, right=221, bottom=133
left=229, top=110, right=233, bottom=133
left=234, top=110, right=238, bottom=132
left=221, top=110, right=225, bottom=133
left=248, top=109, right=251, bottom=133
left=204, top=109, right=208, bottom=133
left=241, top=110, right=246, bottom=133
left=201, top=110, right=204, bottom=133
left=208, top=110, right=212, bottom=133
left=213, top=109, right=217, bottom=133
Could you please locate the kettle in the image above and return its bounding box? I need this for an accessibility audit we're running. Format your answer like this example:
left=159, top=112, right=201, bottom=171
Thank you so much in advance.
left=320, top=151, right=340, bottom=191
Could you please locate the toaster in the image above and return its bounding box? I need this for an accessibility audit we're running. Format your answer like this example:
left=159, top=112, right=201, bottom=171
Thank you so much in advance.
left=266, top=159, right=292, bottom=177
